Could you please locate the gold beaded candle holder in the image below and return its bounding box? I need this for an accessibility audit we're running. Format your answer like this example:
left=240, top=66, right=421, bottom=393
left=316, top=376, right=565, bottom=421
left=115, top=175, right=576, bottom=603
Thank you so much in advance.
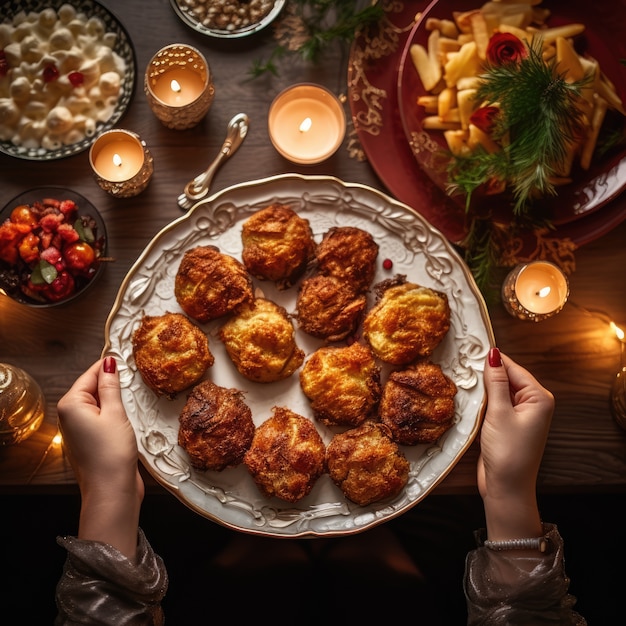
left=501, top=261, right=569, bottom=322
left=89, top=129, right=154, bottom=198
left=144, top=44, right=215, bottom=130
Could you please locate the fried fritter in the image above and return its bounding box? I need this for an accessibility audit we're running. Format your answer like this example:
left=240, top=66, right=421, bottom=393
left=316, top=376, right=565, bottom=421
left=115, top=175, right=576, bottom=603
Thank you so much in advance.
left=296, top=274, right=367, bottom=341
left=131, top=312, right=214, bottom=398
left=174, top=245, right=254, bottom=323
left=379, top=360, right=458, bottom=445
left=241, top=203, right=316, bottom=288
left=243, top=407, right=326, bottom=503
left=178, top=380, right=255, bottom=471
left=219, top=297, right=304, bottom=382
left=326, top=421, right=410, bottom=506
left=315, top=226, right=379, bottom=293
left=300, top=342, right=381, bottom=428
left=362, top=277, right=451, bottom=364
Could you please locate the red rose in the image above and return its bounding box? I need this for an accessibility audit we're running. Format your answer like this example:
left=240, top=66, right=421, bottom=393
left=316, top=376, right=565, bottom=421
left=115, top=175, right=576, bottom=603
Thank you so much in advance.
left=486, top=32, right=527, bottom=66
left=469, top=106, right=500, bottom=134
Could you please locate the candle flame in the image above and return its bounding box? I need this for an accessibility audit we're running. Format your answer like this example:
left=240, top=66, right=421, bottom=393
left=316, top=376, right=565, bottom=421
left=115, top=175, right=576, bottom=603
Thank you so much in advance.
left=610, top=321, right=626, bottom=343
left=52, top=431, right=63, bottom=446
left=112, top=153, right=122, bottom=167
left=299, top=117, right=312, bottom=133
left=171, top=79, right=181, bottom=93
left=537, top=286, right=551, bottom=298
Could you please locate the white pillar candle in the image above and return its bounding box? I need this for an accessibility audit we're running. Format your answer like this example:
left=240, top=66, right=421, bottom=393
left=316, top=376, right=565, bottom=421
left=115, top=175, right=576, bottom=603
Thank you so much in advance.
left=268, top=83, right=346, bottom=165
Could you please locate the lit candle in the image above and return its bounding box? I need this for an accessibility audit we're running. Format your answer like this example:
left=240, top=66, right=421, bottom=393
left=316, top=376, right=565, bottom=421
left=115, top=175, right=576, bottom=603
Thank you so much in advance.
left=150, top=69, right=205, bottom=106
left=502, top=261, right=570, bottom=321
left=89, top=130, right=154, bottom=197
left=144, top=44, right=215, bottom=130
left=268, top=83, right=346, bottom=165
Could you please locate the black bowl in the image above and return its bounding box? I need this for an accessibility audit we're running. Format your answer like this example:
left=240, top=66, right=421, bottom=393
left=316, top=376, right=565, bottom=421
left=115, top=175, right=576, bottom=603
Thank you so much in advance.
left=0, top=187, right=107, bottom=307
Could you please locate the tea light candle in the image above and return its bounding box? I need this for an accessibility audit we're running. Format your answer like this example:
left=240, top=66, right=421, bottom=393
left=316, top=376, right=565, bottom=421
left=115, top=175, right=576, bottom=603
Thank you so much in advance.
left=144, top=44, right=215, bottom=130
left=502, top=261, right=570, bottom=321
left=89, top=130, right=154, bottom=198
left=268, top=83, right=346, bottom=165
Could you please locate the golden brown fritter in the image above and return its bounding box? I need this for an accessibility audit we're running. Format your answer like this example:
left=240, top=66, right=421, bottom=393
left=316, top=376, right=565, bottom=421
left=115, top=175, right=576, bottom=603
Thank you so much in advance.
left=300, top=342, right=381, bottom=428
left=243, top=407, right=326, bottom=503
left=296, top=274, right=367, bottom=342
left=362, top=277, right=451, bottom=364
left=219, top=298, right=304, bottom=383
left=178, top=380, right=255, bottom=471
left=174, top=245, right=254, bottom=323
left=326, top=421, right=410, bottom=506
left=379, top=360, right=458, bottom=445
left=315, top=226, right=379, bottom=293
left=241, top=203, right=316, bottom=288
left=131, top=312, right=214, bottom=398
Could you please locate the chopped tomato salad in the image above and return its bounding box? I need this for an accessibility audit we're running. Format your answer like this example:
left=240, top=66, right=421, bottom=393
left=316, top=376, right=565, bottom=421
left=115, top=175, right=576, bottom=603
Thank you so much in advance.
left=0, top=197, right=106, bottom=303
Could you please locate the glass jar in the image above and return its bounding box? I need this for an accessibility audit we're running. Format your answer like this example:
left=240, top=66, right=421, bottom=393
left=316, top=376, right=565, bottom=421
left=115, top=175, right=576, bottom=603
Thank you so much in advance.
left=0, top=363, right=45, bottom=445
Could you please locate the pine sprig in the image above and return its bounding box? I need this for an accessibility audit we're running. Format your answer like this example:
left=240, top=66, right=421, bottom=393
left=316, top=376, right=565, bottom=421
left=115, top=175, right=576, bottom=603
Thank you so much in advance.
left=447, top=37, right=591, bottom=215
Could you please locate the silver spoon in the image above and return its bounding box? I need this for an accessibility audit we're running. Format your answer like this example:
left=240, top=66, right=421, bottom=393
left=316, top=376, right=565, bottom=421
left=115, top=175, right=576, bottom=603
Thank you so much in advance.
left=177, top=113, right=249, bottom=211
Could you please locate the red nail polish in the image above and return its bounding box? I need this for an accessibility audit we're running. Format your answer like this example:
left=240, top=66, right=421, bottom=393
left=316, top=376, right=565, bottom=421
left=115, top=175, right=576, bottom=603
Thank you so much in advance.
left=488, top=348, right=502, bottom=367
left=103, top=356, right=116, bottom=373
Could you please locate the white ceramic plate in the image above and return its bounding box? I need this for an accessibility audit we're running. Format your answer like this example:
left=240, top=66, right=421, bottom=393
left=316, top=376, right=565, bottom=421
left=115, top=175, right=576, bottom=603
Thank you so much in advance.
left=103, top=174, right=494, bottom=537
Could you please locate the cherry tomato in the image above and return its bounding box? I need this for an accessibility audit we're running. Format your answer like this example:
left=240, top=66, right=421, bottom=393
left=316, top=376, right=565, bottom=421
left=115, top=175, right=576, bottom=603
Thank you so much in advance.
left=10, top=204, right=38, bottom=228
left=18, top=232, right=40, bottom=264
left=63, top=241, right=95, bottom=272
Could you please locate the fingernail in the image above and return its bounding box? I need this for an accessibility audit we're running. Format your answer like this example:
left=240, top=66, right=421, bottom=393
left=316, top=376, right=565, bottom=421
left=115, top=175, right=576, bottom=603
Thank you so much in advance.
left=488, top=348, right=502, bottom=367
left=103, top=356, right=116, bottom=374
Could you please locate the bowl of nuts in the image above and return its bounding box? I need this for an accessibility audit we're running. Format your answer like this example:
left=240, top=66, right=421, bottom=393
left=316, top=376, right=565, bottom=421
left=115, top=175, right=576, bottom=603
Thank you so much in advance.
left=170, top=0, right=286, bottom=38
left=0, top=187, right=108, bottom=307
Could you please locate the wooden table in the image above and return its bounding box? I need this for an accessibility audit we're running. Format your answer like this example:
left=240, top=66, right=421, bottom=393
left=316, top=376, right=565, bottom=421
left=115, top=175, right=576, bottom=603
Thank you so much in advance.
left=1, top=0, right=625, bottom=497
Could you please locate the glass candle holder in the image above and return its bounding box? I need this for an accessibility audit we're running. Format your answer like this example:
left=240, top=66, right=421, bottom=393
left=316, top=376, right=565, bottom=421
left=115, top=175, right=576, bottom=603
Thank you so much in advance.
left=89, top=129, right=154, bottom=198
left=268, top=83, right=346, bottom=165
left=501, top=261, right=570, bottom=322
left=144, top=44, right=215, bottom=130
left=0, top=363, right=45, bottom=445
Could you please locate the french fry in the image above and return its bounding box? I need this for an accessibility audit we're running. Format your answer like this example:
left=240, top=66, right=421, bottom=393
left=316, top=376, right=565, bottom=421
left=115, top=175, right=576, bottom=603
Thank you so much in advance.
left=470, top=11, right=491, bottom=60
left=468, top=123, right=501, bottom=153
left=535, top=23, right=585, bottom=43
left=597, top=75, right=626, bottom=115
left=555, top=36, right=585, bottom=82
left=580, top=95, right=608, bottom=170
left=441, top=108, right=462, bottom=123
left=410, top=39, right=441, bottom=92
left=444, top=129, right=470, bottom=156
left=437, top=36, right=463, bottom=65
left=417, top=94, right=439, bottom=113
left=497, top=23, right=532, bottom=42
left=426, top=17, right=459, bottom=39
left=423, top=115, right=462, bottom=130
left=457, top=88, right=478, bottom=129
left=438, top=87, right=457, bottom=119
left=444, top=41, right=481, bottom=88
